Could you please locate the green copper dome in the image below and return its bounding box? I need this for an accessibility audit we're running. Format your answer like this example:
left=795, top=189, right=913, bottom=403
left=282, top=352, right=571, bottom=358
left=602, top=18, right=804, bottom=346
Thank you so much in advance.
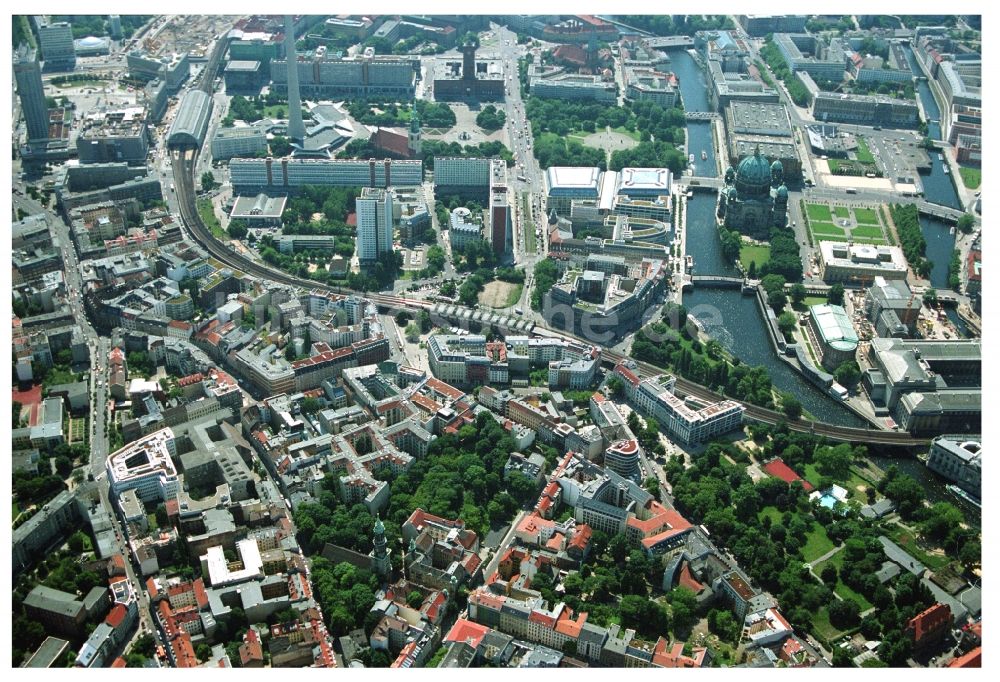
left=735, top=148, right=773, bottom=196
left=776, top=184, right=788, bottom=199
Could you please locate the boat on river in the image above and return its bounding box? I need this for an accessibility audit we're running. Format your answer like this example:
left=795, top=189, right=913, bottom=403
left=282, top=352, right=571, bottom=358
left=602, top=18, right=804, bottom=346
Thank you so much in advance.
left=946, top=484, right=981, bottom=509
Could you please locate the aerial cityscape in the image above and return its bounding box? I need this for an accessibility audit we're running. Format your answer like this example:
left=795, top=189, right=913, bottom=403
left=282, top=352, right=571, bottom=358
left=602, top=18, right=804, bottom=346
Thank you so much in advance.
left=10, top=12, right=984, bottom=671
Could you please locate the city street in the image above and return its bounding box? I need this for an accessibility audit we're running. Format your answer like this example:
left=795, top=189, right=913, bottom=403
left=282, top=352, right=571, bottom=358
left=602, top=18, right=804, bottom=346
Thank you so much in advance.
left=14, top=184, right=159, bottom=648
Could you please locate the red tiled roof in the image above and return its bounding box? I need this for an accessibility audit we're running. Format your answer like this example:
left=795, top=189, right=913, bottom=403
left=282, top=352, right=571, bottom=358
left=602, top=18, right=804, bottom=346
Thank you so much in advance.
left=948, top=647, right=981, bottom=668
left=907, top=602, right=951, bottom=644
left=172, top=632, right=199, bottom=668
left=554, top=612, right=586, bottom=638
left=652, top=640, right=706, bottom=668
left=678, top=562, right=704, bottom=593
left=193, top=578, right=209, bottom=610
left=372, top=128, right=412, bottom=159
left=240, top=628, right=264, bottom=666
left=424, top=378, right=464, bottom=401
left=568, top=524, right=592, bottom=551
left=178, top=372, right=205, bottom=387
left=111, top=657, right=127, bottom=668
left=553, top=44, right=588, bottom=66
left=105, top=603, right=127, bottom=628
left=780, top=637, right=804, bottom=661
left=614, top=363, right=640, bottom=387
left=445, top=618, right=490, bottom=648
left=762, top=458, right=814, bottom=492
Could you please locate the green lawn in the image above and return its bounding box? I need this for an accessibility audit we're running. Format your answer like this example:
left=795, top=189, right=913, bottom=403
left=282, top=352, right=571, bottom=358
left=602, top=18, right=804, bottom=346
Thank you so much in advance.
left=504, top=282, right=524, bottom=308
left=263, top=104, right=288, bottom=119
left=802, top=521, right=836, bottom=563
left=855, top=138, right=875, bottom=164
left=69, top=418, right=87, bottom=445
left=806, top=203, right=833, bottom=222
left=804, top=463, right=873, bottom=502
left=758, top=506, right=784, bottom=525
left=889, top=526, right=951, bottom=571
left=810, top=221, right=847, bottom=238
left=813, top=548, right=845, bottom=575
left=813, top=550, right=875, bottom=611
left=853, top=207, right=881, bottom=225
left=740, top=244, right=771, bottom=271
left=197, top=198, right=226, bottom=239
left=851, top=224, right=885, bottom=239
left=811, top=607, right=846, bottom=643
left=12, top=502, right=20, bottom=519
left=522, top=194, right=537, bottom=253
left=803, top=296, right=827, bottom=307
left=959, top=166, right=981, bottom=190
left=833, top=205, right=850, bottom=220
left=834, top=581, right=873, bottom=611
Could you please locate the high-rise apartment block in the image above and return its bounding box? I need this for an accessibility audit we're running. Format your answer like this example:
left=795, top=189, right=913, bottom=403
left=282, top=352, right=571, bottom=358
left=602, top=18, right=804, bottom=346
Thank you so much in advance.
left=38, top=22, right=76, bottom=72
left=357, top=187, right=394, bottom=262
left=14, top=44, right=51, bottom=142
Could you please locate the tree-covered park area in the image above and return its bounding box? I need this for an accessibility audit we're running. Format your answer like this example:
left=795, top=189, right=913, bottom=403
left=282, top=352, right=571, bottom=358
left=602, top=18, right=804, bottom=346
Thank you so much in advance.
left=665, top=422, right=980, bottom=657
left=524, top=97, right=689, bottom=173
left=759, top=39, right=812, bottom=107
left=630, top=303, right=777, bottom=409
left=346, top=99, right=457, bottom=129
left=338, top=137, right=514, bottom=169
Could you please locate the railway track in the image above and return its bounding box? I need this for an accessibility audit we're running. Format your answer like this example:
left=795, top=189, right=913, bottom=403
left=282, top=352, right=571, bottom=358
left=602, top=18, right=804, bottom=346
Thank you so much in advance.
left=168, top=87, right=926, bottom=448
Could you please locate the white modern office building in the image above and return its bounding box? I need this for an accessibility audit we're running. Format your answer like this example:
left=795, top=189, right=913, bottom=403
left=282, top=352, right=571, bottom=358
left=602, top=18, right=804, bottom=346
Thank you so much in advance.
left=106, top=427, right=179, bottom=503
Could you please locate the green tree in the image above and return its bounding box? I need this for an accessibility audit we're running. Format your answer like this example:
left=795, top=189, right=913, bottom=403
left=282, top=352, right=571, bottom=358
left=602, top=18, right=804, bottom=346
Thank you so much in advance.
left=405, top=323, right=420, bottom=342
left=608, top=533, right=630, bottom=564
left=827, top=283, right=845, bottom=306
left=814, top=443, right=854, bottom=480
left=781, top=393, right=803, bottom=420
left=777, top=311, right=797, bottom=338
left=155, top=504, right=169, bottom=528
left=270, top=135, right=292, bottom=157
left=828, top=599, right=861, bottom=629
left=957, top=213, right=975, bottom=234
left=668, top=587, right=698, bottom=632
left=54, top=455, right=73, bottom=477
left=923, top=288, right=938, bottom=306
left=301, top=397, right=323, bottom=414
left=227, top=220, right=248, bottom=239
left=195, top=643, right=212, bottom=663
left=200, top=172, right=217, bottom=192
left=417, top=310, right=432, bottom=333
left=833, top=361, right=861, bottom=387
left=789, top=283, right=807, bottom=305
left=67, top=530, right=88, bottom=553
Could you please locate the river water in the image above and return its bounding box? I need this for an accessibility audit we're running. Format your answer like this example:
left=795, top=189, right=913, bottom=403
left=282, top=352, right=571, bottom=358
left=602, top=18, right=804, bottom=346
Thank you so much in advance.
left=670, top=49, right=718, bottom=177
left=898, top=45, right=969, bottom=337
left=669, top=44, right=981, bottom=510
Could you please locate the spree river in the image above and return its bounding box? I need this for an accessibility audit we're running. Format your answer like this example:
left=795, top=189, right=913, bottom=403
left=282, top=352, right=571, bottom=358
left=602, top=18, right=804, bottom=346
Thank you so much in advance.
left=671, top=47, right=978, bottom=510
left=671, top=49, right=718, bottom=178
